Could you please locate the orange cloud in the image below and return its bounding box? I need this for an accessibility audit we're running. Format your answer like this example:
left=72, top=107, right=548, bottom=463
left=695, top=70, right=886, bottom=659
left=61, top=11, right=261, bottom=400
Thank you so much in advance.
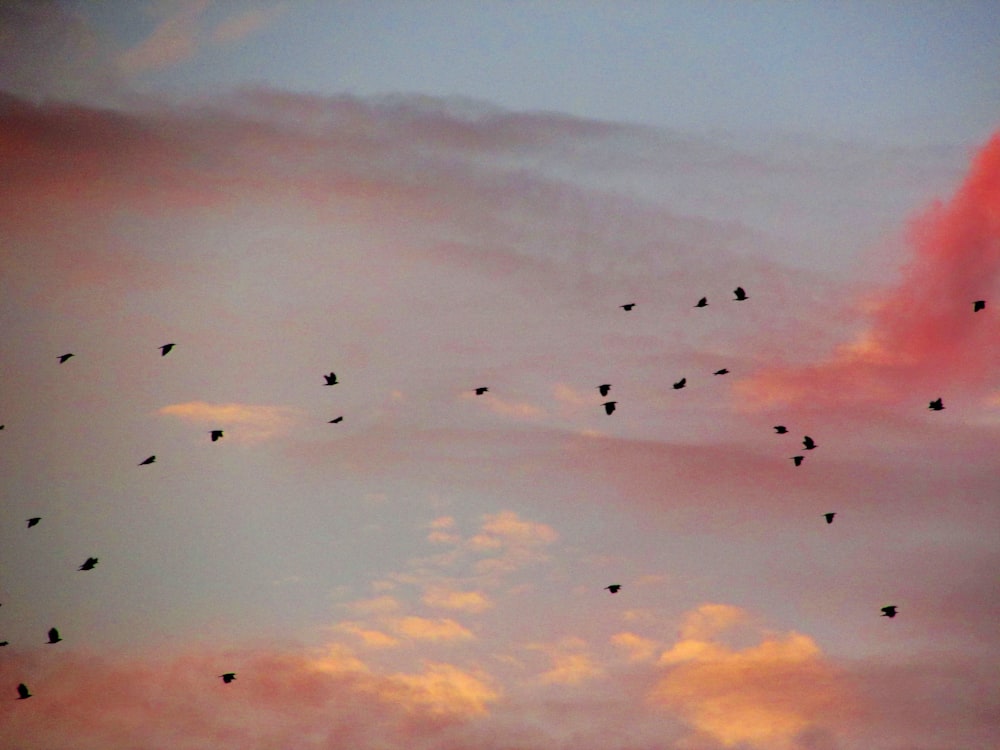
left=157, top=401, right=299, bottom=442
left=422, top=587, right=494, bottom=614
left=211, top=4, right=288, bottom=45
left=377, top=662, right=500, bottom=717
left=529, top=637, right=604, bottom=686
left=391, top=616, right=475, bottom=642
left=610, top=632, right=660, bottom=663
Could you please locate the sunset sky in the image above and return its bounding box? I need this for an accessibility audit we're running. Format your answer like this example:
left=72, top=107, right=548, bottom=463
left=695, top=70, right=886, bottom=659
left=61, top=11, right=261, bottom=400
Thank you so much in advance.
left=1, top=2, right=998, bottom=749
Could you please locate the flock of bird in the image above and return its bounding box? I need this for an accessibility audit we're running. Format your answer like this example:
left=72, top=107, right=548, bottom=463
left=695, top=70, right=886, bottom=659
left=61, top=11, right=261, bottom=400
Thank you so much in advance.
left=3, top=289, right=988, bottom=701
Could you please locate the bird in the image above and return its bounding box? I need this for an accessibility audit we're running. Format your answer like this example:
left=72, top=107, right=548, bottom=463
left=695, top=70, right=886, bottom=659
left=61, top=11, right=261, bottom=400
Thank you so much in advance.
left=210, top=430, right=223, bottom=441
left=673, top=377, right=686, bottom=390
left=597, top=384, right=611, bottom=397
left=823, top=512, right=836, bottom=524
left=802, top=435, right=817, bottom=450
left=773, top=425, right=788, bottom=434
left=26, top=517, right=41, bottom=528
left=475, top=387, right=488, bottom=395
left=78, top=557, right=98, bottom=571
left=694, top=297, right=708, bottom=307
left=973, top=300, right=985, bottom=312
left=603, top=401, right=617, bottom=415
left=328, top=417, right=343, bottom=424
left=713, top=368, right=729, bottom=375
left=47, top=627, right=61, bottom=644
left=323, top=372, right=338, bottom=385
left=159, top=343, right=175, bottom=356
left=0, top=424, right=4, bottom=429
left=928, top=398, right=944, bottom=411
left=17, top=683, right=31, bottom=700
left=139, top=455, right=156, bottom=465
left=880, top=605, right=898, bottom=618
left=605, top=584, right=621, bottom=593
left=57, top=353, right=74, bottom=363
left=791, top=456, right=804, bottom=466
left=219, top=673, right=236, bottom=684
left=0, top=642, right=8, bottom=647
left=733, top=286, right=748, bottom=301
left=620, top=303, right=635, bottom=311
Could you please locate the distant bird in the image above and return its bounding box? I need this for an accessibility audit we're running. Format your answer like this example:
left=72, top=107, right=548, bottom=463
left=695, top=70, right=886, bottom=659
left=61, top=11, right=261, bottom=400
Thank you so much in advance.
left=597, top=384, right=611, bottom=397
left=605, top=584, right=621, bottom=593
left=694, top=297, right=708, bottom=308
left=210, top=430, right=223, bottom=442
left=773, top=425, right=788, bottom=434
left=713, top=368, right=729, bottom=375
left=733, top=286, right=748, bottom=301
left=219, top=673, right=236, bottom=684
left=26, top=517, right=41, bottom=528
left=57, top=353, right=74, bottom=363
left=0, top=424, right=4, bottom=430
left=323, top=372, right=338, bottom=386
left=791, top=456, right=804, bottom=466
left=880, top=605, right=898, bottom=618
left=672, top=377, right=686, bottom=390
left=823, top=512, right=836, bottom=524
left=17, top=683, right=31, bottom=700
left=159, top=343, right=175, bottom=356
left=603, top=401, right=617, bottom=415
left=78, top=557, right=98, bottom=571
left=139, top=455, right=156, bottom=465
left=802, top=435, right=817, bottom=450
left=973, top=300, right=985, bottom=312
left=475, top=387, right=488, bottom=395
left=328, top=417, right=343, bottom=424
left=47, top=627, right=61, bottom=644
left=0, top=642, right=8, bottom=647
left=928, top=398, right=944, bottom=411
left=620, top=303, right=636, bottom=311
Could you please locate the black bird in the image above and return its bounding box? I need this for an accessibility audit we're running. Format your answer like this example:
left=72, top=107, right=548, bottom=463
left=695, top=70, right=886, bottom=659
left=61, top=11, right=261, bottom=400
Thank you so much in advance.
left=26, top=517, right=41, bottom=528
left=597, top=384, right=611, bottom=397
left=605, top=584, right=621, bottom=593
left=78, top=557, right=98, bottom=571
left=733, top=287, right=748, bottom=301
left=694, top=297, right=708, bottom=308
left=139, top=455, right=156, bottom=465
left=823, top=512, right=836, bottom=524
left=47, top=627, right=61, bottom=644
left=0, top=642, right=8, bottom=647
left=713, top=368, right=729, bottom=375
left=880, top=605, right=898, bottom=618
left=328, top=417, right=343, bottom=424
left=928, top=398, right=944, bottom=411
left=620, top=303, right=636, bottom=311
left=791, top=455, right=804, bottom=466
left=220, top=673, right=236, bottom=684
left=773, top=425, right=788, bottom=434
left=475, top=387, right=488, bottom=395
left=802, top=435, right=817, bottom=450
left=17, top=683, right=31, bottom=700
left=673, top=377, right=686, bottom=390
left=323, top=372, right=338, bottom=386
left=0, top=424, right=4, bottom=429
left=973, top=300, right=985, bottom=312
left=603, top=401, right=617, bottom=415
left=210, top=430, right=223, bottom=441
left=159, top=343, right=175, bottom=356
left=57, top=353, right=74, bottom=363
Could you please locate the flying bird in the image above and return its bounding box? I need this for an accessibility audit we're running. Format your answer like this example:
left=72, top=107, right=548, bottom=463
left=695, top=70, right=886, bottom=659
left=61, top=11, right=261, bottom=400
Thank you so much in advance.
left=323, top=372, right=338, bottom=386
left=139, top=455, right=156, bottom=465
left=773, top=425, right=788, bottom=434
left=605, top=584, right=621, bottom=593
left=620, top=303, right=636, bottom=311
left=973, top=300, right=985, bottom=312
left=210, top=430, right=223, bottom=442
left=474, top=387, right=488, bottom=395
left=673, top=377, right=686, bottom=389
left=694, top=297, right=708, bottom=307
left=880, top=605, right=898, bottom=618
left=78, top=557, right=98, bottom=571
left=17, top=683, right=31, bottom=700
left=47, top=627, right=61, bottom=644
left=823, top=512, right=836, bottom=524
left=597, top=384, right=611, bottom=397
left=733, top=287, right=748, bottom=301
left=713, top=368, right=729, bottom=375
left=603, top=401, right=617, bottom=415
left=328, top=417, right=343, bottom=424
left=791, top=456, right=804, bottom=466
left=0, top=424, right=4, bottom=429
left=219, top=673, right=236, bottom=684
left=26, top=517, right=41, bottom=528
left=159, top=343, right=175, bottom=356
left=928, top=398, right=944, bottom=411
left=57, top=353, right=74, bottom=363
left=0, top=642, right=8, bottom=647
left=802, top=436, right=817, bottom=450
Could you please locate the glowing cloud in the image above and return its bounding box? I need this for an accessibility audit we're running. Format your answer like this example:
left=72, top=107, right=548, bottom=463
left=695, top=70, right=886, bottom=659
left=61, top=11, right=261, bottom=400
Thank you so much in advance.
left=157, top=401, right=299, bottom=442
left=391, top=616, right=475, bottom=642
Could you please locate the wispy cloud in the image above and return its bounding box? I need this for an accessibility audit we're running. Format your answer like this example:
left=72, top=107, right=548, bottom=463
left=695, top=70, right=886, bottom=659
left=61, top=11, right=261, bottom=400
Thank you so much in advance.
left=157, top=401, right=299, bottom=442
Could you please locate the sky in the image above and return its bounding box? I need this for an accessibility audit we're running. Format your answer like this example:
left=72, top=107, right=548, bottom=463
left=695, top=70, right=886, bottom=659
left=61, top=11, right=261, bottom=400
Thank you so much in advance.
left=0, top=2, right=998, bottom=749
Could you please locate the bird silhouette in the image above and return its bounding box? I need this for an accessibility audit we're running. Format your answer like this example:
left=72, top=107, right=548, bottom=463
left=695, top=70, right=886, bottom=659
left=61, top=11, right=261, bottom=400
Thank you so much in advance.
left=17, top=683, right=31, bottom=699
left=791, top=456, right=804, bottom=466
left=159, top=343, right=175, bottom=356
left=605, top=584, right=621, bottom=593
left=673, top=377, right=686, bottom=389
left=881, top=605, right=898, bottom=618
left=0, top=424, right=4, bottom=429
left=0, top=642, right=8, bottom=647
left=57, top=353, right=74, bottom=363
left=78, top=557, right=98, bottom=571
left=928, top=398, right=944, bottom=411
left=603, top=401, right=617, bottom=415
left=823, top=512, right=836, bottom=524
left=802, top=436, right=817, bottom=450
left=220, top=673, right=236, bottom=684
left=47, top=627, right=61, bottom=644
left=26, top=517, right=41, bottom=528
left=694, top=297, right=708, bottom=307
left=328, top=417, right=343, bottom=423
left=139, top=455, right=156, bottom=465
left=713, top=368, right=729, bottom=375
left=597, top=384, right=611, bottom=397
left=973, top=300, right=985, bottom=312
left=774, top=425, right=788, bottom=434
left=733, top=287, right=748, bottom=301
left=210, top=430, right=223, bottom=442
left=323, top=372, right=338, bottom=385
left=620, top=303, right=635, bottom=311
left=475, top=387, right=488, bottom=395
